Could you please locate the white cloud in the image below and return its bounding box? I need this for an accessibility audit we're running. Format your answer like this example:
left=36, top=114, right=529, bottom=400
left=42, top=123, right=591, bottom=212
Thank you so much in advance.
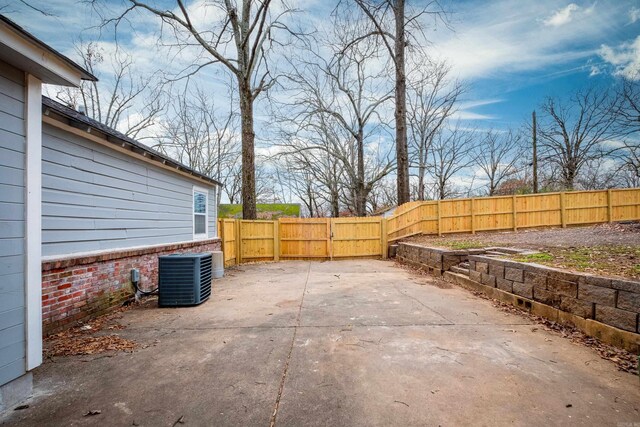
left=450, top=99, right=503, bottom=121
left=544, top=3, right=580, bottom=27
left=427, top=1, right=617, bottom=80
left=589, top=65, right=602, bottom=77
left=630, top=7, right=640, bottom=24
left=598, top=36, right=640, bottom=80
left=180, top=0, right=226, bottom=29
left=457, top=99, right=504, bottom=110
left=451, top=111, right=495, bottom=120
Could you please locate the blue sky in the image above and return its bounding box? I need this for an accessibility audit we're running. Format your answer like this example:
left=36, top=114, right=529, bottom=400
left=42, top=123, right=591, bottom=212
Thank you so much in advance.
left=428, top=0, right=640, bottom=129
left=2, top=0, right=639, bottom=133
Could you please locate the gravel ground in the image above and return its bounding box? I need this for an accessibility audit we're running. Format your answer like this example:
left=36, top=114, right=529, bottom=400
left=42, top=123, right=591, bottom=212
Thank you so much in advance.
left=405, top=222, right=640, bottom=280
left=407, top=222, right=640, bottom=250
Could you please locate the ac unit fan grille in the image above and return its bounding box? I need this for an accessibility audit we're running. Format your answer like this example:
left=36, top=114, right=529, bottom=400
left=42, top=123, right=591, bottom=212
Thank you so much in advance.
left=199, top=255, right=212, bottom=301
left=158, top=253, right=213, bottom=306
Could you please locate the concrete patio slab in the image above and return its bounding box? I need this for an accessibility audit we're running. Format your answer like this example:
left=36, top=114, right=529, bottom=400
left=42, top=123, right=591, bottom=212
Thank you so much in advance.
left=2, top=259, right=639, bottom=426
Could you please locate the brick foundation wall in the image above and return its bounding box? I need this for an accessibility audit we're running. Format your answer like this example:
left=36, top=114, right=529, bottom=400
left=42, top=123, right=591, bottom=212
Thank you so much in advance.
left=41, top=238, right=221, bottom=334
left=468, top=255, right=640, bottom=334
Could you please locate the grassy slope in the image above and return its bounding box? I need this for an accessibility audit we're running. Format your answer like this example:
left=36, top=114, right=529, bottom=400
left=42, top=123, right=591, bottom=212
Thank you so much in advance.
left=218, top=203, right=301, bottom=219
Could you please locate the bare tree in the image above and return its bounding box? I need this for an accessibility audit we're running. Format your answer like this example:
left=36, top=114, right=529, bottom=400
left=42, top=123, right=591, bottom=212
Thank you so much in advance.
left=1, top=0, right=55, bottom=16
left=102, top=0, right=301, bottom=219
left=615, top=75, right=640, bottom=137
left=428, top=123, right=476, bottom=200
left=350, top=0, right=448, bottom=206
left=473, top=129, right=524, bottom=196
left=575, top=157, right=619, bottom=190
left=619, top=142, right=640, bottom=187
left=536, top=88, right=620, bottom=190
left=274, top=155, right=326, bottom=217
left=52, top=42, right=165, bottom=139
left=275, top=124, right=344, bottom=217
left=223, top=157, right=243, bottom=204
left=407, top=60, right=463, bottom=200
left=154, top=84, right=239, bottom=205
left=614, top=76, right=640, bottom=187
left=618, top=152, right=640, bottom=188
left=215, top=154, right=278, bottom=205
left=367, top=176, right=397, bottom=213
left=277, top=24, right=394, bottom=216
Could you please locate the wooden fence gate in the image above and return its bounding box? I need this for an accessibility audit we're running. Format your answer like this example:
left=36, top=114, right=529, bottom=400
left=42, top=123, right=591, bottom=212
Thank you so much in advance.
left=219, top=188, right=640, bottom=266
left=217, top=217, right=387, bottom=266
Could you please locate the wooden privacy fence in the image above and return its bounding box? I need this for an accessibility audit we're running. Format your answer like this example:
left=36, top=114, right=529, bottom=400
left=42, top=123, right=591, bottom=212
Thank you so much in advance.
left=387, top=188, right=640, bottom=241
left=217, top=188, right=640, bottom=265
left=217, top=217, right=387, bottom=266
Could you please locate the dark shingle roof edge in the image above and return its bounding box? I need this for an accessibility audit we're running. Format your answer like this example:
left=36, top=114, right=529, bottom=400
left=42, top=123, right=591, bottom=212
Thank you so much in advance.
left=42, top=96, right=222, bottom=187
left=0, top=15, right=97, bottom=82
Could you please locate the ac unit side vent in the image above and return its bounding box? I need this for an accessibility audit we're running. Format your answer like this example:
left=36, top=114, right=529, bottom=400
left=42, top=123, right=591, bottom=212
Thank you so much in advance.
left=158, top=252, right=213, bottom=307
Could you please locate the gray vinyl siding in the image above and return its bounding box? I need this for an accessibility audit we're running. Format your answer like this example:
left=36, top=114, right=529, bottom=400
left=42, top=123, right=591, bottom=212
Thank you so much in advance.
left=42, top=123, right=217, bottom=257
left=0, top=60, right=26, bottom=386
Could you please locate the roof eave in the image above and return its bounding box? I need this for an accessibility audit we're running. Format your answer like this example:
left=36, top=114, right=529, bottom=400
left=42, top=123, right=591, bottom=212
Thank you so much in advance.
left=0, top=16, right=96, bottom=86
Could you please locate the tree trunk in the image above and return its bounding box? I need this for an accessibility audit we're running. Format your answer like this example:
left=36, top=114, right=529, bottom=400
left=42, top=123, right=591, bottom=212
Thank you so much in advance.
left=331, top=189, right=340, bottom=218
left=356, top=129, right=366, bottom=216
left=330, top=161, right=340, bottom=217
left=307, top=185, right=314, bottom=218
left=394, top=0, right=410, bottom=206
left=239, top=80, right=257, bottom=219
left=416, top=139, right=425, bottom=201
left=564, top=166, right=576, bottom=191
left=417, top=164, right=426, bottom=201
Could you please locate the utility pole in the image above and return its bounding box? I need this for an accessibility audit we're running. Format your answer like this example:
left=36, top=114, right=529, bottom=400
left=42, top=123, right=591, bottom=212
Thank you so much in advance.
left=532, top=110, right=538, bottom=194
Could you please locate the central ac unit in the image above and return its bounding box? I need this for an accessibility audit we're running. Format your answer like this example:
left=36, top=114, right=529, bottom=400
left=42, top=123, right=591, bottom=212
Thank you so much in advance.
left=158, top=252, right=212, bottom=307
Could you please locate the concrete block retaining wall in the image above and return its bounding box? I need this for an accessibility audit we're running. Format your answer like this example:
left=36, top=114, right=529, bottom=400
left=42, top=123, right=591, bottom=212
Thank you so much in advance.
left=396, top=242, right=640, bottom=352
left=396, top=243, right=484, bottom=276
left=468, top=255, right=640, bottom=334
left=41, top=238, right=221, bottom=334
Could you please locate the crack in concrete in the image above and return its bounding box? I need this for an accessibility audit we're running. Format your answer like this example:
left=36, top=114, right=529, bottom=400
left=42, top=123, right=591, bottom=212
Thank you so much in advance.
left=128, top=322, right=534, bottom=332
left=269, top=262, right=311, bottom=427
left=392, top=283, right=455, bottom=324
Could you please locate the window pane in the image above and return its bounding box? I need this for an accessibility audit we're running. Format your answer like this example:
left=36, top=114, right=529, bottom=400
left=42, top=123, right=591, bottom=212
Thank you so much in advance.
left=194, top=214, right=206, bottom=235
left=194, top=192, right=207, bottom=214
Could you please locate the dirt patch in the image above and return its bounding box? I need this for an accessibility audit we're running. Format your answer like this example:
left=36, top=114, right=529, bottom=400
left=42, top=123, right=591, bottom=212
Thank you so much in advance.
left=405, top=223, right=640, bottom=280
left=44, top=307, right=136, bottom=358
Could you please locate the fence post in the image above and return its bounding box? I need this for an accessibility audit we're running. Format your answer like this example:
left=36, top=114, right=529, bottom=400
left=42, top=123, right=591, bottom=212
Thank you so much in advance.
left=607, top=189, right=613, bottom=223
left=235, top=220, right=242, bottom=264
left=381, top=218, right=388, bottom=259
left=437, top=200, right=442, bottom=237
left=560, top=192, right=566, bottom=228
left=218, top=219, right=225, bottom=258
left=512, top=195, right=518, bottom=231
left=273, top=220, right=280, bottom=262
left=470, top=198, right=475, bottom=234
left=327, top=219, right=333, bottom=260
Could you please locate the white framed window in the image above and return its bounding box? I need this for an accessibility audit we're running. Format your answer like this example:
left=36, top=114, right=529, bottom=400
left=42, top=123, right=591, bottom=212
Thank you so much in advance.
left=193, top=186, right=209, bottom=239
